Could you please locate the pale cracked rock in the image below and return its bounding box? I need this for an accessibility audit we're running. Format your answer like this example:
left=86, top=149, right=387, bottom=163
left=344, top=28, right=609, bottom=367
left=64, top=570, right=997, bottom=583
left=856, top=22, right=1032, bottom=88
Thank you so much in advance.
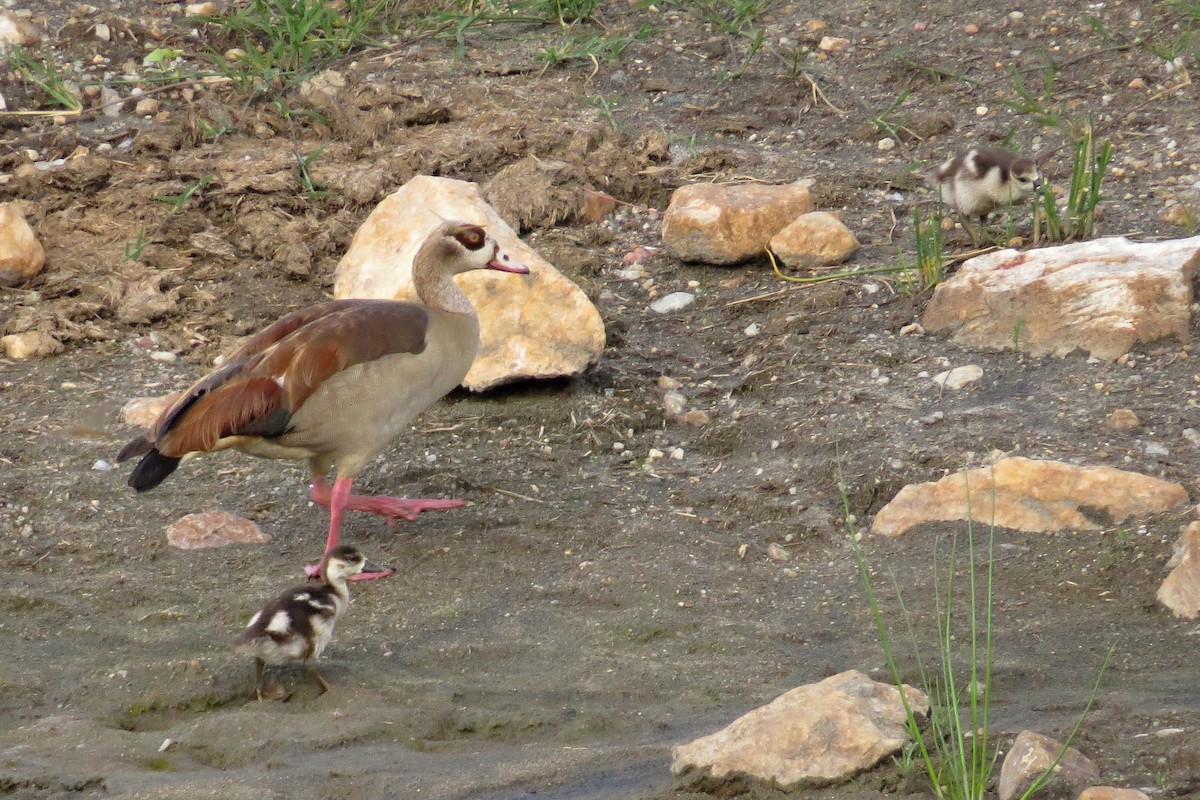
left=334, top=175, right=605, bottom=390
left=0, top=202, right=46, bottom=286
left=1, top=331, right=62, bottom=359
left=671, top=669, right=928, bottom=789
left=0, top=11, right=41, bottom=52
left=661, top=182, right=814, bottom=265
left=872, top=456, right=1188, bottom=537
left=923, top=236, right=1200, bottom=360
left=998, top=730, right=1098, bottom=800
left=121, top=392, right=182, bottom=429
left=932, top=364, right=983, bottom=390
left=1157, top=520, right=1200, bottom=618
left=769, top=211, right=859, bottom=268
left=166, top=511, right=270, bottom=550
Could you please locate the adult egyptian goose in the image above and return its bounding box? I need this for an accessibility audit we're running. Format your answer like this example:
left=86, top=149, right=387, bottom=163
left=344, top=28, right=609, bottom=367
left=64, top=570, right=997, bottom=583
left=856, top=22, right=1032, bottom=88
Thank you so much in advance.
left=117, top=221, right=529, bottom=577
left=235, top=543, right=385, bottom=699
left=927, top=146, right=1042, bottom=244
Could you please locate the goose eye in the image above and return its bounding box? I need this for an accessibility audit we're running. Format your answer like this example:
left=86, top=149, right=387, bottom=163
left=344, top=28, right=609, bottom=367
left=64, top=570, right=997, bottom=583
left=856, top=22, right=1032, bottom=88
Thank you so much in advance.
left=453, top=226, right=485, bottom=251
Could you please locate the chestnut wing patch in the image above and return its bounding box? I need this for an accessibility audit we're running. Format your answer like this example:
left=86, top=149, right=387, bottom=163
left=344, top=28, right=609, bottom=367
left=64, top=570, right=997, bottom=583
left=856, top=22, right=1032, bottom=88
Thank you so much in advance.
left=154, top=301, right=429, bottom=457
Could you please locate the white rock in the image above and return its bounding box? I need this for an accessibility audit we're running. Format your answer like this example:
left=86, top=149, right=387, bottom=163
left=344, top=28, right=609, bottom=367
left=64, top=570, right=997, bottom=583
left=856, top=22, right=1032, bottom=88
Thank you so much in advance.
left=650, top=292, right=695, bottom=314
left=998, top=730, right=1098, bottom=800
left=1158, top=521, right=1200, bottom=618
left=873, top=457, right=1188, bottom=537
left=924, top=236, right=1200, bottom=361
left=671, top=670, right=927, bottom=789
left=931, top=364, right=983, bottom=390
left=744, top=322, right=760, bottom=336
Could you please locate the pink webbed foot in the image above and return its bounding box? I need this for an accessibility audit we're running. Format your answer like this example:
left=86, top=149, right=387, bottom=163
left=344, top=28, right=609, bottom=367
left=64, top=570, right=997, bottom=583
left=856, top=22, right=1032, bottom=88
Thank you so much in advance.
left=310, top=478, right=466, bottom=526
left=339, top=495, right=467, bottom=526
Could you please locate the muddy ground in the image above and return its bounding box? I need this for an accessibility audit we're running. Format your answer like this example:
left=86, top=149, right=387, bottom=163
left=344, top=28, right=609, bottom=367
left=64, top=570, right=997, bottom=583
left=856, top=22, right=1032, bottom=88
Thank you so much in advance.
left=2, top=1, right=1200, bottom=798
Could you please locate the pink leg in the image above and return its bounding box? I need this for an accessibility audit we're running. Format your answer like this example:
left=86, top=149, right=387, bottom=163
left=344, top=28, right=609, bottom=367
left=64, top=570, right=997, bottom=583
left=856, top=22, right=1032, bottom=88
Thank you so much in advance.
left=310, top=475, right=466, bottom=526
left=305, top=475, right=460, bottom=580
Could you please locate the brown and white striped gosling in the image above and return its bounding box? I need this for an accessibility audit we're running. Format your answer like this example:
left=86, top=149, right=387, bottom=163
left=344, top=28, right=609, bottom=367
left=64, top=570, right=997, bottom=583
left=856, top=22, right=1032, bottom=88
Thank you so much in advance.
left=234, top=544, right=386, bottom=700
left=927, top=146, right=1043, bottom=243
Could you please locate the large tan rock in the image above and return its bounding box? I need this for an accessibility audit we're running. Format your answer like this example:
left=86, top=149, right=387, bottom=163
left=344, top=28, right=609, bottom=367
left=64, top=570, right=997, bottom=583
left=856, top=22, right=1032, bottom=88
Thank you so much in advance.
left=998, top=730, right=1098, bottom=800
left=872, top=457, right=1188, bottom=537
left=0, top=202, right=46, bottom=286
left=768, top=211, right=859, bottom=268
left=924, top=236, right=1200, bottom=360
left=671, top=670, right=927, bottom=789
left=1157, top=521, right=1200, bottom=618
left=661, top=182, right=814, bottom=264
left=334, top=176, right=605, bottom=391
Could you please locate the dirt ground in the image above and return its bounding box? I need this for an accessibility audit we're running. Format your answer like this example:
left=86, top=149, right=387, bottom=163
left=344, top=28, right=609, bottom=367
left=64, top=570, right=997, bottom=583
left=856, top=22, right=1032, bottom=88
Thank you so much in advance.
left=2, top=1, right=1200, bottom=798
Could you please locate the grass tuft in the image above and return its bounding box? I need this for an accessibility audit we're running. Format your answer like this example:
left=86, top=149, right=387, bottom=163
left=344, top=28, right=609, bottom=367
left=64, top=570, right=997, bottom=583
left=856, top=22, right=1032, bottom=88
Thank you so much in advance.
left=7, top=46, right=83, bottom=113
left=842, top=463, right=1114, bottom=800
left=1034, top=124, right=1113, bottom=244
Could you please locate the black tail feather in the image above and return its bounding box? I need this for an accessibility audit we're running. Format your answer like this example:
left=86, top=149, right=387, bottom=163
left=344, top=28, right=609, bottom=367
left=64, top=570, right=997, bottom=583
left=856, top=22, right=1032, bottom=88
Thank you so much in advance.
left=117, top=436, right=154, bottom=463
left=128, top=450, right=182, bottom=492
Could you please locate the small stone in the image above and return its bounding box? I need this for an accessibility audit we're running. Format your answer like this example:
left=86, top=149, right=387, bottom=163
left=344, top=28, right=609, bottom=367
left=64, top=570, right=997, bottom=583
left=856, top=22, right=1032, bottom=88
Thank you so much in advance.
left=0, top=203, right=46, bottom=285
left=899, top=323, right=925, bottom=336
left=669, top=447, right=684, bottom=460
left=1078, top=788, right=1151, bottom=800
left=1158, top=521, right=1200, bottom=618
left=149, top=350, right=177, bottom=363
left=658, top=375, right=683, bottom=390
left=94, top=22, right=110, bottom=41
left=1128, top=77, right=1145, bottom=89
left=805, top=19, right=826, bottom=31
left=120, top=393, right=180, bottom=429
left=650, top=292, right=695, bottom=314
left=1103, top=409, right=1139, bottom=429
left=680, top=410, right=711, bottom=426
left=964, top=23, right=980, bottom=34
left=1145, top=442, right=1169, bottom=458
left=92, top=459, right=113, bottom=472
left=877, top=138, right=895, bottom=151
left=99, top=85, right=123, bottom=117
left=134, top=97, right=160, bottom=116
left=647, top=448, right=665, bottom=460
left=0, top=11, right=42, bottom=48
left=186, top=1, right=228, bottom=14
left=766, top=542, right=790, bottom=562
left=1, top=331, right=62, bottom=359
left=975, top=105, right=989, bottom=116
left=662, top=390, right=686, bottom=417
left=744, top=322, right=760, bottom=336
left=818, top=36, right=851, bottom=52
left=166, top=510, right=270, bottom=550
left=769, top=211, right=860, bottom=269
left=998, top=730, right=1098, bottom=800
left=932, top=365, right=983, bottom=390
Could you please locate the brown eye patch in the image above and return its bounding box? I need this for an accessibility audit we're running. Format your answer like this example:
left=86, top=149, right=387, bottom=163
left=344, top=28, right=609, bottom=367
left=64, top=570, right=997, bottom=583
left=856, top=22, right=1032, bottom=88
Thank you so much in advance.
left=453, top=225, right=486, bottom=251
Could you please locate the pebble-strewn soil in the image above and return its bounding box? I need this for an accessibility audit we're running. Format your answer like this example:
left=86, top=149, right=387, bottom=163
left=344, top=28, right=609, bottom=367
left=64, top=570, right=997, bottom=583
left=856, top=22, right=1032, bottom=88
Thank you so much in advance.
left=2, top=1, right=1200, bottom=798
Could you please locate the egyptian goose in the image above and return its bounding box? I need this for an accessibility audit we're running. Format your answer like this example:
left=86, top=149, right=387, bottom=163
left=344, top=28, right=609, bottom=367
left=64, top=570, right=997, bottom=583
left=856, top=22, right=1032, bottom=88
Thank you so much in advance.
left=234, top=543, right=385, bottom=699
left=118, top=221, right=529, bottom=577
left=927, top=146, right=1042, bottom=243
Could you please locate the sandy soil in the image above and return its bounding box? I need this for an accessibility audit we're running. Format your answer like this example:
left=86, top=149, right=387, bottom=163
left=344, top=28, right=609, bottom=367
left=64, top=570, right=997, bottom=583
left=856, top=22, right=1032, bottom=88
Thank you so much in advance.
left=2, top=1, right=1200, bottom=798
